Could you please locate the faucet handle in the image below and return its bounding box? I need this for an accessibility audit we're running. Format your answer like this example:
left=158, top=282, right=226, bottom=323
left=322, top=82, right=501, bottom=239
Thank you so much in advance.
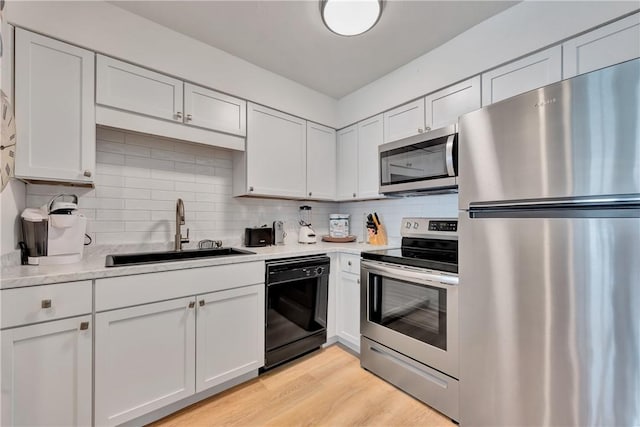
left=181, top=228, right=190, bottom=244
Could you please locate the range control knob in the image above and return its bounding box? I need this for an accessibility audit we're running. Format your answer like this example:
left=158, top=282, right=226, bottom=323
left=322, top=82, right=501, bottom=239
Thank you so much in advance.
left=316, top=267, right=324, bottom=275
left=413, top=222, right=419, bottom=229
left=405, top=221, right=412, bottom=229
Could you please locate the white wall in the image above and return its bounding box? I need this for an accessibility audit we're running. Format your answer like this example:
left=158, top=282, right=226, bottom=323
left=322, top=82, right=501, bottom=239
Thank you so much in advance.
left=26, top=127, right=338, bottom=248
left=337, top=2, right=640, bottom=128
left=5, top=1, right=338, bottom=128
left=0, top=181, right=25, bottom=256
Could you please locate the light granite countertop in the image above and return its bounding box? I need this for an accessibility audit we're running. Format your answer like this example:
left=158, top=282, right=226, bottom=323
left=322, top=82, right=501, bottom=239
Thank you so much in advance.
left=0, top=241, right=399, bottom=289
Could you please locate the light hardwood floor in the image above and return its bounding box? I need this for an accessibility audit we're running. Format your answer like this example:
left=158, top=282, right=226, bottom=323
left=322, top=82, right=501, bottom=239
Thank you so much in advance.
left=150, top=345, right=455, bottom=427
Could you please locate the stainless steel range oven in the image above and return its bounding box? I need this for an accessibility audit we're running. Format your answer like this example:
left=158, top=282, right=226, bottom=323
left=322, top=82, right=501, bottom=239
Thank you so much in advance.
left=360, top=217, right=459, bottom=422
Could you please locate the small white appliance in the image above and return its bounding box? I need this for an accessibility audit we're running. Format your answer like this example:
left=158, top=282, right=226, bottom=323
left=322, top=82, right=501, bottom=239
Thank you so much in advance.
left=298, top=205, right=317, bottom=244
left=20, top=194, right=87, bottom=265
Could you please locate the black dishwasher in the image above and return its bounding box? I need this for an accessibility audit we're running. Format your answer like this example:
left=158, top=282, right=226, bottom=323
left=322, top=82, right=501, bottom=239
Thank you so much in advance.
left=263, top=255, right=330, bottom=370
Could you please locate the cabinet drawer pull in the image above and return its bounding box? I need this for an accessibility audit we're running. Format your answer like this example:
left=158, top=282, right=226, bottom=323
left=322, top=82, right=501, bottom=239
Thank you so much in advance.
left=79, top=322, right=89, bottom=331
left=83, top=170, right=92, bottom=177
left=188, top=301, right=195, bottom=309
left=41, top=299, right=52, bottom=309
left=199, top=300, right=205, bottom=307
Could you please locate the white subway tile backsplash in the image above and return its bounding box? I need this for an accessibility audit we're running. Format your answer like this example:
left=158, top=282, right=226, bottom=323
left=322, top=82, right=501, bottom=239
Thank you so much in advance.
left=96, top=209, right=151, bottom=221
left=89, top=221, right=125, bottom=233
left=125, top=199, right=173, bottom=211
left=151, top=190, right=195, bottom=202
left=95, top=174, right=125, bottom=187
left=96, top=187, right=151, bottom=200
left=96, top=151, right=125, bottom=166
left=152, top=148, right=195, bottom=164
left=124, top=177, right=173, bottom=191
left=96, top=127, right=125, bottom=143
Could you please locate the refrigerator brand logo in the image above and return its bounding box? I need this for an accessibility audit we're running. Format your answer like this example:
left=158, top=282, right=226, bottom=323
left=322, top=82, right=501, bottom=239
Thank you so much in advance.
left=534, top=98, right=557, bottom=108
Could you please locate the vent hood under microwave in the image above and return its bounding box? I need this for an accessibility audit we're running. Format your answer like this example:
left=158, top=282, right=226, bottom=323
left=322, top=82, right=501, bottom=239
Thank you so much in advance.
left=379, top=124, right=458, bottom=195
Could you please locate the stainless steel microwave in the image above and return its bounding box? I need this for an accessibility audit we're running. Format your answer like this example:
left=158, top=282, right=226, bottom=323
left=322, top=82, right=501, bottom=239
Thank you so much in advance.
left=379, top=124, right=458, bottom=195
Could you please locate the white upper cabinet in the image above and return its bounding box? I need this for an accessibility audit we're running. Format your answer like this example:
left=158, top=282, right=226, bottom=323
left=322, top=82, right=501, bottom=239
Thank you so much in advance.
left=1, top=316, right=92, bottom=427
left=563, top=13, right=640, bottom=78
left=96, top=55, right=183, bottom=122
left=425, top=76, right=481, bottom=129
left=336, top=125, right=359, bottom=200
left=241, top=103, right=307, bottom=198
left=183, top=83, right=246, bottom=136
left=306, top=122, right=336, bottom=200
left=383, top=98, right=425, bottom=143
left=14, top=28, right=95, bottom=184
left=96, top=55, right=245, bottom=150
left=482, top=46, right=562, bottom=107
left=357, top=114, right=384, bottom=199
left=195, top=285, right=264, bottom=393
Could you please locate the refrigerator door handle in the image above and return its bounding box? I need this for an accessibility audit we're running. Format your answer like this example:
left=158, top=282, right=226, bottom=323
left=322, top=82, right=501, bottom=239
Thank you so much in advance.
left=469, top=195, right=640, bottom=211
left=445, top=135, right=455, bottom=177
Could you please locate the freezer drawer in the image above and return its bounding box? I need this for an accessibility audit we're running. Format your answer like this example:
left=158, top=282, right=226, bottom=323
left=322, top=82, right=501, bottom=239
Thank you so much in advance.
left=459, top=214, right=640, bottom=426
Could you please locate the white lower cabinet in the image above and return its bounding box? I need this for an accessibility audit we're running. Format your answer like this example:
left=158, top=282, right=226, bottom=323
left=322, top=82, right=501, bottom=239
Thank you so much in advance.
left=336, top=254, right=361, bottom=352
left=94, top=263, right=265, bottom=426
left=95, top=297, right=196, bottom=426
left=196, top=285, right=264, bottom=392
left=1, top=316, right=92, bottom=427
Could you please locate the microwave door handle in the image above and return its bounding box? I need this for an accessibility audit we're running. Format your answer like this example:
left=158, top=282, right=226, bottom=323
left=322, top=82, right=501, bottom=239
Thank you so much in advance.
left=445, top=134, right=455, bottom=177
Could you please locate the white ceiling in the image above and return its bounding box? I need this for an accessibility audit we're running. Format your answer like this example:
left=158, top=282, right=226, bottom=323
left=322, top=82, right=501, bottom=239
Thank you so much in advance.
left=111, top=1, right=518, bottom=99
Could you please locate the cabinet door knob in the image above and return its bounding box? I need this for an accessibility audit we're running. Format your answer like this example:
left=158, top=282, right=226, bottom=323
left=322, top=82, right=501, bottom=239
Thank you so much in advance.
left=418, top=128, right=424, bottom=133
left=199, top=300, right=205, bottom=307
left=79, top=322, right=89, bottom=331
left=308, top=192, right=312, bottom=196
left=188, top=301, right=195, bottom=308
left=186, top=114, right=193, bottom=122
left=347, top=261, right=352, bottom=266
left=249, top=186, right=254, bottom=192
left=41, top=299, right=52, bottom=309
left=352, top=193, right=356, bottom=198
left=357, top=278, right=360, bottom=284
left=176, top=111, right=183, bottom=120
left=83, top=170, right=92, bottom=177
left=425, top=126, right=431, bottom=132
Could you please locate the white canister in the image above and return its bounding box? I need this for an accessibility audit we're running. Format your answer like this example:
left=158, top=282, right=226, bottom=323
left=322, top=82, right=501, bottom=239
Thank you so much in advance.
left=329, top=214, right=350, bottom=238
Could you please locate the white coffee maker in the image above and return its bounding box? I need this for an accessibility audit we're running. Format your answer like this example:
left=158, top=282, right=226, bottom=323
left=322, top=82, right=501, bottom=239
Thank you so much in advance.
left=21, top=194, right=87, bottom=265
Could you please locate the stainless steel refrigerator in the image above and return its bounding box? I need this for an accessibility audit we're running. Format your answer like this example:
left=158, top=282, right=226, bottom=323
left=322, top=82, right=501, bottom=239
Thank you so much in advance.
left=458, top=58, right=639, bottom=426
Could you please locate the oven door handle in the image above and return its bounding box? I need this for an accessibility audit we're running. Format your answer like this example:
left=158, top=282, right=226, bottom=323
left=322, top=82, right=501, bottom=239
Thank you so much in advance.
left=361, top=260, right=458, bottom=288
left=445, top=134, right=455, bottom=177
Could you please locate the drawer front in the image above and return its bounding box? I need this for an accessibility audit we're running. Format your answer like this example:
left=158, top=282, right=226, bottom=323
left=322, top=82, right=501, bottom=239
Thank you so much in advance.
left=1, top=281, right=92, bottom=329
left=340, top=253, right=361, bottom=274
left=95, top=261, right=265, bottom=312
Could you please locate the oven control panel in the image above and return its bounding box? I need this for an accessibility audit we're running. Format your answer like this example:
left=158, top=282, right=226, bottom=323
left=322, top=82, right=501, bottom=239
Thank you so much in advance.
left=401, top=217, right=458, bottom=237
left=428, top=220, right=457, bottom=232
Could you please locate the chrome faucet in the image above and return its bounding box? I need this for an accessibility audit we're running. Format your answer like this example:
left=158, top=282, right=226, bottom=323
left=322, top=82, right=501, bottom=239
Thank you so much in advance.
left=175, top=198, right=189, bottom=251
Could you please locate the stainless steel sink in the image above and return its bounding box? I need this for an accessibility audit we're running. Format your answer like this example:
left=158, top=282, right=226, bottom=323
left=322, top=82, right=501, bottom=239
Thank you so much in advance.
left=105, top=247, right=255, bottom=267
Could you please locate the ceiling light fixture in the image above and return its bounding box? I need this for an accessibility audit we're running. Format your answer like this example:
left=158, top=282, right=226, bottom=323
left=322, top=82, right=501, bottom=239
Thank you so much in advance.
left=321, top=0, right=382, bottom=37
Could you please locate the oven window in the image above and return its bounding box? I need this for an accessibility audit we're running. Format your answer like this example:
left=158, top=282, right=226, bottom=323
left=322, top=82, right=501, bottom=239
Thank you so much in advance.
left=368, top=273, right=447, bottom=350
